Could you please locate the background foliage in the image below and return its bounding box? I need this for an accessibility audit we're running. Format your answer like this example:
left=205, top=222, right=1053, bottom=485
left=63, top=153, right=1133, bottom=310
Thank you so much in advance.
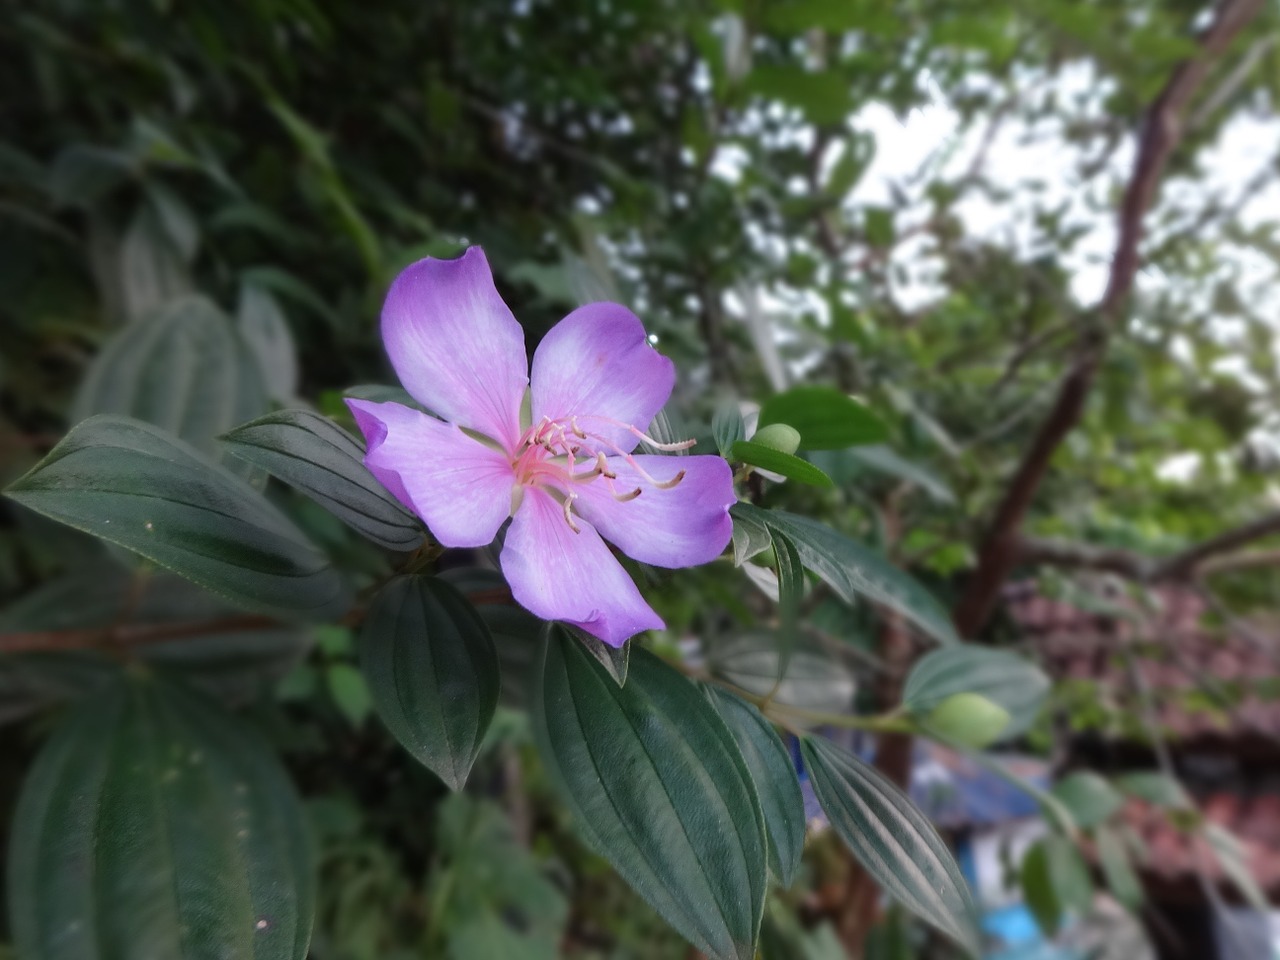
left=2, top=0, right=1278, bottom=957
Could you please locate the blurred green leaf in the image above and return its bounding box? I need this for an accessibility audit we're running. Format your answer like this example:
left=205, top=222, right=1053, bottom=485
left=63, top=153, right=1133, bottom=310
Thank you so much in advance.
left=758, top=386, right=888, bottom=451
left=903, top=644, right=1049, bottom=738
left=800, top=736, right=978, bottom=954
left=1115, top=771, right=1191, bottom=809
left=72, top=296, right=264, bottom=456
left=8, top=672, right=314, bottom=960
left=48, top=144, right=135, bottom=208
left=1049, top=772, right=1123, bottom=828
left=737, top=505, right=959, bottom=646
left=1095, top=825, right=1143, bottom=910
left=237, top=283, right=299, bottom=403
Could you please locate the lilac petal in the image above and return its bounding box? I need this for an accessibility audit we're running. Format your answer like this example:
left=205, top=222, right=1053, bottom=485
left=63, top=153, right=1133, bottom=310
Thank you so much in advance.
left=381, top=247, right=528, bottom=452
left=346, top=398, right=514, bottom=548
left=574, top=455, right=735, bottom=568
left=501, top=486, right=664, bottom=647
left=529, top=302, right=674, bottom=454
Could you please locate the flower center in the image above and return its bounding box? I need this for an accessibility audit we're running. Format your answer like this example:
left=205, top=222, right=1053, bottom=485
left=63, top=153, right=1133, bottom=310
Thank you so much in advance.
left=510, top=415, right=693, bottom=532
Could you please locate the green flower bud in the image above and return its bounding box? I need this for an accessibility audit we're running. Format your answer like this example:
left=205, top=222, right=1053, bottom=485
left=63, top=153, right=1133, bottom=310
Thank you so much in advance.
left=752, top=423, right=801, bottom=455
left=924, top=692, right=1010, bottom=749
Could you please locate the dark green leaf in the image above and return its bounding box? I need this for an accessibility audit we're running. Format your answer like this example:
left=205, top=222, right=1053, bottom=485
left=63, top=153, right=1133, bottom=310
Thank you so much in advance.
left=903, top=644, right=1049, bottom=738
left=221, top=409, right=423, bottom=551
left=532, top=633, right=767, bottom=960
left=5, top=416, right=348, bottom=620
left=7, top=672, right=314, bottom=960
left=704, top=686, right=805, bottom=887
left=800, top=736, right=978, bottom=954
left=359, top=575, right=500, bottom=790
left=738, top=505, right=958, bottom=646
left=1020, top=840, right=1062, bottom=935
left=758, top=386, right=888, bottom=450
left=731, top=441, right=833, bottom=487
left=1022, top=835, right=1094, bottom=935
left=1049, top=773, right=1123, bottom=828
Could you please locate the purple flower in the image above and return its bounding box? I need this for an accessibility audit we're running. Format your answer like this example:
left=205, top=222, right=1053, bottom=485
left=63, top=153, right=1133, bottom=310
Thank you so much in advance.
left=347, top=247, right=735, bottom=647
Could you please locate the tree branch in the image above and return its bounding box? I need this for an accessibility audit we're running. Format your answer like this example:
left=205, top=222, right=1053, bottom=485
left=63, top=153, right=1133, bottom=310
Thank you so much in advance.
left=951, top=0, right=1264, bottom=638
left=1016, top=509, right=1280, bottom=583
left=1153, top=509, right=1280, bottom=580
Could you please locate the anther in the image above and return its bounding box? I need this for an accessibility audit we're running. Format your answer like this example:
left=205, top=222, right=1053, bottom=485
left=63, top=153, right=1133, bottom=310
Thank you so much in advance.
left=562, top=494, right=581, bottom=533
left=612, top=487, right=642, bottom=502
left=653, top=469, right=686, bottom=490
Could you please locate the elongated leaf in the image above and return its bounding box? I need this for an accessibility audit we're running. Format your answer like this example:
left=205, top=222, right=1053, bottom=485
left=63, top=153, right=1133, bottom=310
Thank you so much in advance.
left=1020, top=840, right=1062, bottom=934
left=903, top=644, right=1049, bottom=738
left=704, top=686, right=805, bottom=887
left=5, top=416, right=348, bottom=619
left=757, top=386, right=887, bottom=450
left=7, top=672, right=314, bottom=960
left=532, top=632, right=767, bottom=960
left=1023, top=834, right=1094, bottom=936
left=221, top=409, right=423, bottom=551
left=359, top=575, right=500, bottom=790
left=737, top=504, right=958, bottom=646
left=732, top=441, right=833, bottom=487
left=72, top=296, right=259, bottom=454
left=800, top=736, right=978, bottom=954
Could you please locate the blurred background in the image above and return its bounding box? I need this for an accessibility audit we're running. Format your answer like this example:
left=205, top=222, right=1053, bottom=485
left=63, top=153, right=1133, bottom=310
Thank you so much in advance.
left=2, top=1, right=1279, bottom=958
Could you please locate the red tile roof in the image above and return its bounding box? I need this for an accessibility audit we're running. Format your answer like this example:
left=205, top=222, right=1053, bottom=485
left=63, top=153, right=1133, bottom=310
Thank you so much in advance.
left=1122, top=792, right=1280, bottom=901
left=1004, top=582, right=1280, bottom=744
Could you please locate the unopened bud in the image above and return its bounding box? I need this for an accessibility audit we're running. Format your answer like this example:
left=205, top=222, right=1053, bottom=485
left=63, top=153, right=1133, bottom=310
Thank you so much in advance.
left=924, top=693, right=1010, bottom=749
left=752, top=423, right=802, bottom=455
